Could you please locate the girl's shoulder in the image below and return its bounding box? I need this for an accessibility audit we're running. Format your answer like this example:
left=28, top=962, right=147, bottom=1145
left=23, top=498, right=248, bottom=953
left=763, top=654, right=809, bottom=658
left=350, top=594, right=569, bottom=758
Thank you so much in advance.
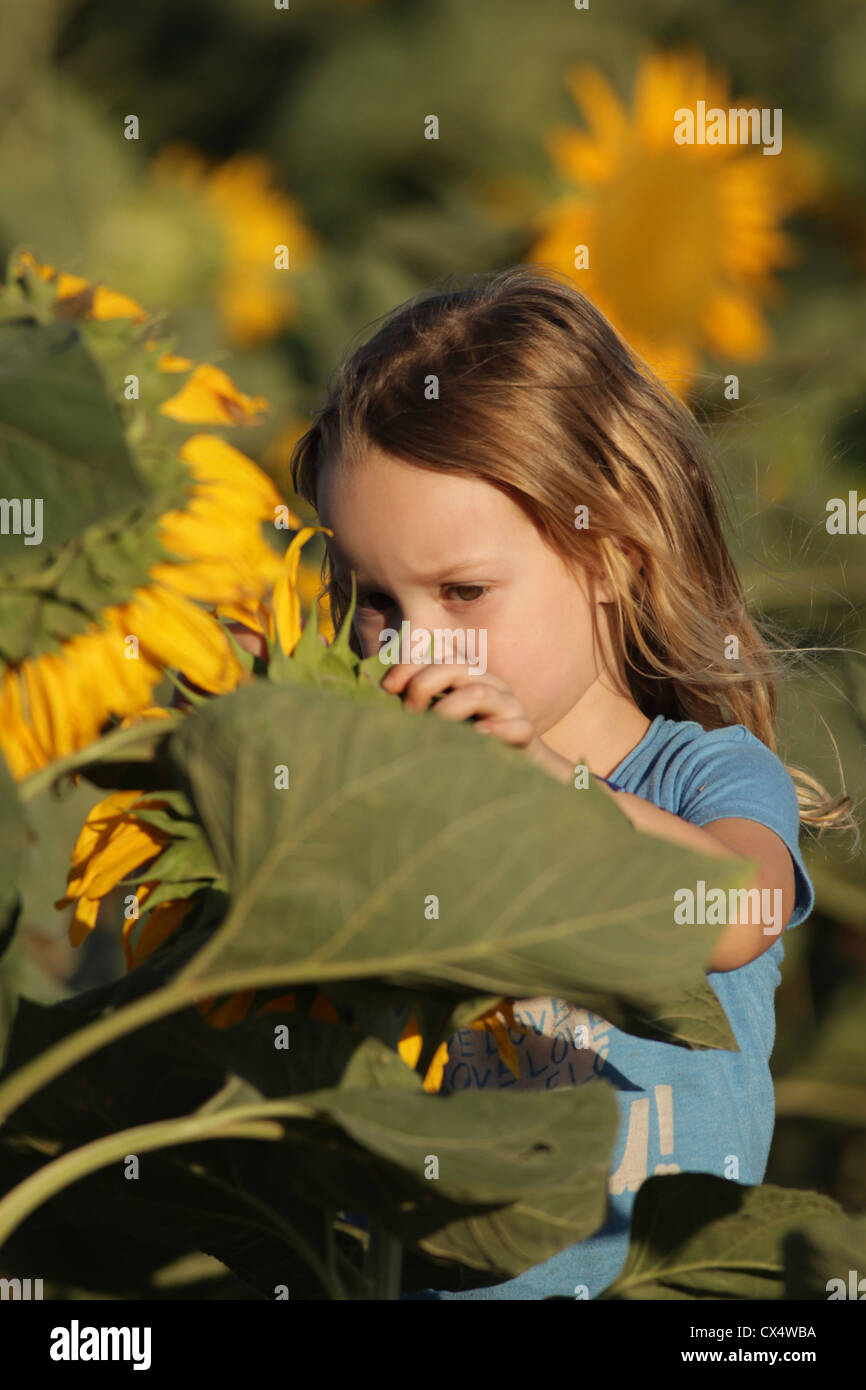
left=613, top=714, right=814, bottom=930
left=613, top=714, right=794, bottom=806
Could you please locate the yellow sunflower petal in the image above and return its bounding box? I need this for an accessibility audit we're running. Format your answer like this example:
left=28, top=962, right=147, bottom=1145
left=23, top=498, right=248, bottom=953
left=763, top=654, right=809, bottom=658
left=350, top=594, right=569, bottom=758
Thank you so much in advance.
left=397, top=1014, right=423, bottom=1070
left=565, top=66, right=629, bottom=158
left=200, top=990, right=257, bottom=1029
left=60, top=790, right=146, bottom=877
left=421, top=1040, right=450, bottom=1093
left=0, top=669, right=48, bottom=779
left=159, top=363, right=271, bottom=425
left=178, top=434, right=283, bottom=512
left=120, top=587, right=244, bottom=695
left=15, top=251, right=56, bottom=282
left=70, top=820, right=167, bottom=902
left=273, top=526, right=328, bottom=655
left=253, top=992, right=298, bottom=1017
left=468, top=1000, right=529, bottom=1082
left=89, top=285, right=148, bottom=322
left=156, top=351, right=196, bottom=372
left=128, top=895, right=195, bottom=970
left=121, top=880, right=154, bottom=971
left=67, top=895, right=101, bottom=947
left=309, top=991, right=340, bottom=1023
left=701, top=288, right=770, bottom=359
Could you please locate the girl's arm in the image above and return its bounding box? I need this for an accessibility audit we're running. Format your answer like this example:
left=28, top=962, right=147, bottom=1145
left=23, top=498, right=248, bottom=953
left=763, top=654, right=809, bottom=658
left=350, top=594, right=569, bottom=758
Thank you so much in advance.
left=534, top=744, right=796, bottom=973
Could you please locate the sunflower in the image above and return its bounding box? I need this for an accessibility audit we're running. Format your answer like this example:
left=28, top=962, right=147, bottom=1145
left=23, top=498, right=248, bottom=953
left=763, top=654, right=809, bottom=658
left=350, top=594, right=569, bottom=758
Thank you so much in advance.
left=0, top=431, right=293, bottom=779
left=14, top=250, right=148, bottom=321
left=54, top=787, right=274, bottom=1028
left=0, top=255, right=310, bottom=780
left=148, top=146, right=318, bottom=346
left=56, top=791, right=527, bottom=1092
left=54, top=789, right=178, bottom=950
left=526, top=47, right=816, bottom=395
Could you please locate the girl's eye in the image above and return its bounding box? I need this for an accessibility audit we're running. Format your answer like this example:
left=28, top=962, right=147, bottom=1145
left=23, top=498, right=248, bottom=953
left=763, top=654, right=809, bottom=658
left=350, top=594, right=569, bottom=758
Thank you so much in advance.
left=444, top=584, right=487, bottom=603
left=356, top=586, right=487, bottom=610
left=357, top=592, right=393, bottom=612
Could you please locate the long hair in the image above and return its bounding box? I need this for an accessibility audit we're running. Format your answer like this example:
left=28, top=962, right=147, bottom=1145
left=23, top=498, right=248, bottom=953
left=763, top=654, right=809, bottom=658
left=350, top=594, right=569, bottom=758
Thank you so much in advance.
left=289, top=264, right=855, bottom=836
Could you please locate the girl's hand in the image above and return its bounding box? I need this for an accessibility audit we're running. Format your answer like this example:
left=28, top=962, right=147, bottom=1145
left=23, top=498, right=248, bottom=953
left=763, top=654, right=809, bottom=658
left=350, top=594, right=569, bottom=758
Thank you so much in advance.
left=380, top=661, right=562, bottom=777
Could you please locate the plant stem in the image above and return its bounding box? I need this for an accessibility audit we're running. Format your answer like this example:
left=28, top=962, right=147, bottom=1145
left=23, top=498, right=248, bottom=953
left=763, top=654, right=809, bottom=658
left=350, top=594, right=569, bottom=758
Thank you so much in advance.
left=0, top=1107, right=285, bottom=1249
left=365, top=1225, right=403, bottom=1300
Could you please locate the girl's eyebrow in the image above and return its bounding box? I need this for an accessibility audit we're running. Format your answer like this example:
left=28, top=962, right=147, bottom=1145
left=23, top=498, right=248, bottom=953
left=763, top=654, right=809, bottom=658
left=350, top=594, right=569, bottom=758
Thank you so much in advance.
left=410, top=559, right=501, bottom=582
left=333, top=559, right=501, bottom=585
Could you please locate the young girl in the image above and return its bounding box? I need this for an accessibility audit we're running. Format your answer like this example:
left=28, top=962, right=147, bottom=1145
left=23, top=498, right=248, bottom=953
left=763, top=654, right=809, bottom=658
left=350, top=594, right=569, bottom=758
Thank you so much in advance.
left=286, top=265, right=853, bottom=1300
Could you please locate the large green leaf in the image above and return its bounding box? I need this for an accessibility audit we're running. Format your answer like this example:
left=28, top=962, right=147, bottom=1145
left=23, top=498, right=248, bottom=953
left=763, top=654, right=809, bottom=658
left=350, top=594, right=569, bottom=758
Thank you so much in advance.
left=207, top=1013, right=423, bottom=1101
left=598, top=1173, right=841, bottom=1299
left=167, top=680, right=749, bottom=1049
left=0, top=984, right=617, bottom=1289
left=0, top=1141, right=337, bottom=1299
left=203, top=1043, right=619, bottom=1284
left=784, top=1210, right=866, bottom=1298
left=177, top=1052, right=620, bottom=1286
left=0, top=1144, right=210, bottom=1296
left=0, top=996, right=226, bottom=1144
left=196, top=1084, right=619, bottom=1288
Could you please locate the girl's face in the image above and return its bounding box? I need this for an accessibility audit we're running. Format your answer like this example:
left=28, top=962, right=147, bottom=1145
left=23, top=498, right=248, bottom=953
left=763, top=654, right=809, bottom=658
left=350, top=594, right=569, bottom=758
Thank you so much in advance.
left=316, top=446, right=620, bottom=739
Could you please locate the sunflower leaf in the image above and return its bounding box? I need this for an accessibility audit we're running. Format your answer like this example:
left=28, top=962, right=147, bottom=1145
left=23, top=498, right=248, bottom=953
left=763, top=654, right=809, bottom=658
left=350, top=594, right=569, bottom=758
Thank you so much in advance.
left=0, top=319, right=148, bottom=573
left=130, top=807, right=203, bottom=839
left=166, top=680, right=746, bottom=1050
left=597, top=1173, right=841, bottom=1300
left=134, top=879, right=214, bottom=913
left=0, top=593, right=44, bottom=665
left=115, top=832, right=220, bottom=888
left=784, top=1210, right=866, bottom=1299
left=18, top=715, right=181, bottom=803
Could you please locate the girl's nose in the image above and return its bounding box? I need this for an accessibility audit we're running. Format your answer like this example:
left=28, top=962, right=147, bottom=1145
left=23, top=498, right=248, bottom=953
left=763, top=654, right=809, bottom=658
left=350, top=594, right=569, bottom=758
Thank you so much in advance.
left=399, top=609, right=440, bottom=652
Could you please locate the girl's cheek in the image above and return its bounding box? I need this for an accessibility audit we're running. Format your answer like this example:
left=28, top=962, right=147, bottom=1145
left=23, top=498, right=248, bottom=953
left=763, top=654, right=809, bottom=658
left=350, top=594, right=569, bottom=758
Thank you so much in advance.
left=224, top=622, right=268, bottom=660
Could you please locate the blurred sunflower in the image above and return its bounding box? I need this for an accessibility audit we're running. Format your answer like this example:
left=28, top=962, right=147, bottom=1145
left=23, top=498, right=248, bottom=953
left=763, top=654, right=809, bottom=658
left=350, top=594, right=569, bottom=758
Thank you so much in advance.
left=527, top=47, right=818, bottom=394
left=156, top=355, right=271, bottom=425
left=13, top=250, right=148, bottom=322
left=398, top=1003, right=529, bottom=1093
left=0, top=254, right=313, bottom=780
left=148, top=145, right=318, bottom=346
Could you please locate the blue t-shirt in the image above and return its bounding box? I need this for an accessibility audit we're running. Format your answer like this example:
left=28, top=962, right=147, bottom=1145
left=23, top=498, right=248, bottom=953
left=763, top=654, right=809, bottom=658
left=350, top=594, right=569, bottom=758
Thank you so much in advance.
left=402, top=714, right=815, bottom=1301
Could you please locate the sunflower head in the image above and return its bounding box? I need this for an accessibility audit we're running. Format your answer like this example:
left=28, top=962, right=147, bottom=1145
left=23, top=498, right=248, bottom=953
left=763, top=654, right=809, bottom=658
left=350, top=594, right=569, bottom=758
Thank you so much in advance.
left=0, top=252, right=313, bottom=780
left=527, top=47, right=820, bottom=394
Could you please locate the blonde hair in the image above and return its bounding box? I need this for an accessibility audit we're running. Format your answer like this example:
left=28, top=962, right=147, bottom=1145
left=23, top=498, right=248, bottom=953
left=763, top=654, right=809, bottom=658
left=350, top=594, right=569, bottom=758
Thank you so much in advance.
left=289, top=265, right=856, bottom=839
